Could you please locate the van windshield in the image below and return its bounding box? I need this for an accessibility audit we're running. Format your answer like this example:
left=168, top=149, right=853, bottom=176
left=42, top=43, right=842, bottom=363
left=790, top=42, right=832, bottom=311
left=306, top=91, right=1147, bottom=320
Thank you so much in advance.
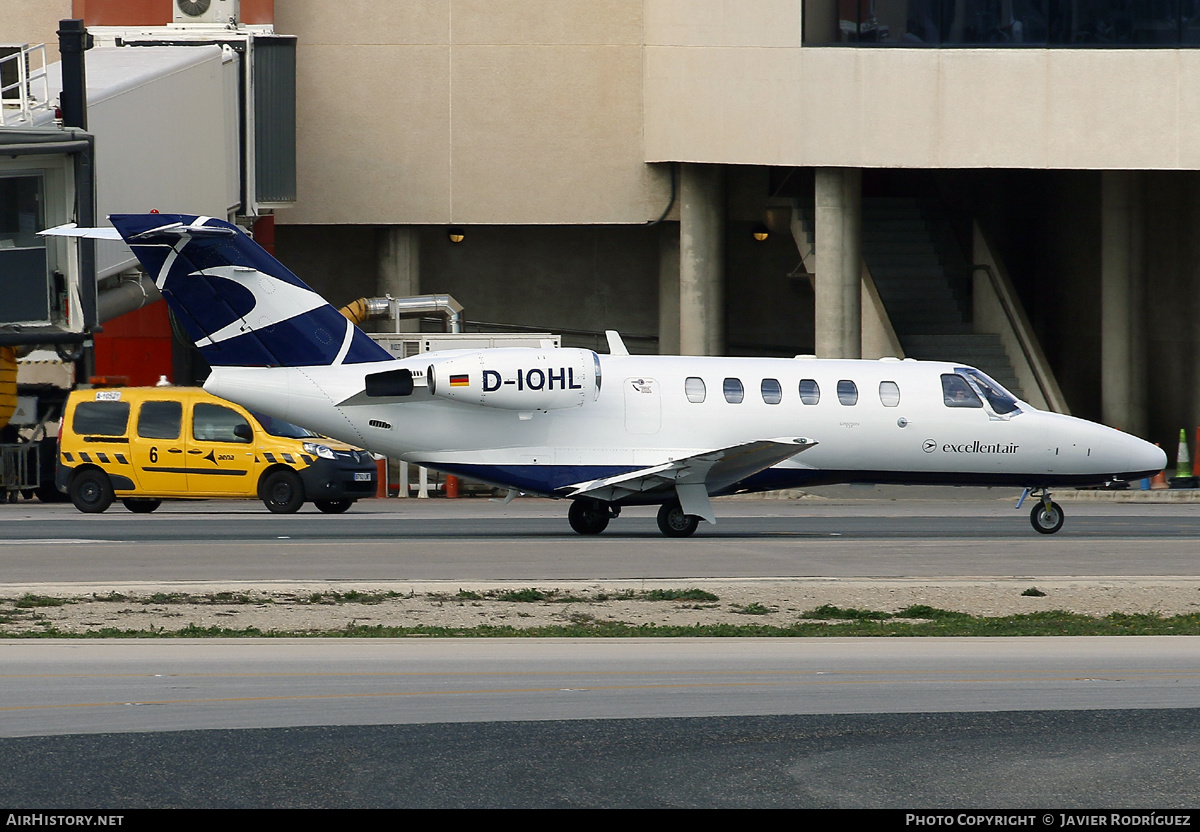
left=250, top=411, right=320, bottom=439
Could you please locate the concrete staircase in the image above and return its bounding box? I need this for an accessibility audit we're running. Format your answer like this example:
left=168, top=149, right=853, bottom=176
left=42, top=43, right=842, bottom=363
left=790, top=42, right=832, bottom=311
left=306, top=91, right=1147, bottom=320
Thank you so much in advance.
left=862, top=197, right=1024, bottom=398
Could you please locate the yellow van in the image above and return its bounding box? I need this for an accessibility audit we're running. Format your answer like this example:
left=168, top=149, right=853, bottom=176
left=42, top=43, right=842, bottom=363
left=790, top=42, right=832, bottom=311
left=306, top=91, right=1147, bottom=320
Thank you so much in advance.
left=58, top=387, right=377, bottom=514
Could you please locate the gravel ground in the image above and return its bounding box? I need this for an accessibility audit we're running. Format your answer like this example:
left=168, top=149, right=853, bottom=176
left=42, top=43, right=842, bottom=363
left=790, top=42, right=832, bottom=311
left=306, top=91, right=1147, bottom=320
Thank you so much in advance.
left=3, top=577, right=1199, bottom=634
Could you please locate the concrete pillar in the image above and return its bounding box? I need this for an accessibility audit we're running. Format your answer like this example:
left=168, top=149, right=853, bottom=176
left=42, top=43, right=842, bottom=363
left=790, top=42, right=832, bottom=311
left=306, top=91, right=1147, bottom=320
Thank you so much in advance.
left=814, top=167, right=862, bottom=359
left=1101, top=171, right=1146, bottom=435
left=377, top=226, right=420, bottom=332
left=679, top=164, right=726, bottom=356
left=657, top=223, right=681, bottom=355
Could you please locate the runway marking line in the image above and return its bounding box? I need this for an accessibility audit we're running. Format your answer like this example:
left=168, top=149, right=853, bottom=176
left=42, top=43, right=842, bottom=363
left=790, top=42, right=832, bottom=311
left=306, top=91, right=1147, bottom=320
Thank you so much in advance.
left=0, top=667, right=1196, bottom=681
left=1, top=672, right=1198, bottom=714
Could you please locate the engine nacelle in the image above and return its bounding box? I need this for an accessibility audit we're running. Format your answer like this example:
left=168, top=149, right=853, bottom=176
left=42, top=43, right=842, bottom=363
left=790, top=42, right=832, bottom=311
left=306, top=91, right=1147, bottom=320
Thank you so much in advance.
left=427, top=348, right=601, bottom=411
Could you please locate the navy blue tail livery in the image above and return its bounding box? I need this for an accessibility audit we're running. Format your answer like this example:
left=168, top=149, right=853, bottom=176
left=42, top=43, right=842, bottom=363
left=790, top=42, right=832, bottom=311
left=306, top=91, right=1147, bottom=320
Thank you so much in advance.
left=108, top=214, right=391, bottom=368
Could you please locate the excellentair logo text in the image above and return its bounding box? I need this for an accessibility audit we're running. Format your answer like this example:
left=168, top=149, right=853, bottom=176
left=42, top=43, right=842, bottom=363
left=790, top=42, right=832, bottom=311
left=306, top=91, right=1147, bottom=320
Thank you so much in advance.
left=941, top=441, right=1020, bottom=454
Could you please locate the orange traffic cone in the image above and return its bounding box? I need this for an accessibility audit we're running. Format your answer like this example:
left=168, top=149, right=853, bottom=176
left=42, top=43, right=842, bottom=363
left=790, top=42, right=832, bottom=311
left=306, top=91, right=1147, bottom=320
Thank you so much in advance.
left=1150, top=444, right=1169, bottom=489
left=1193, top=427, right=1200, bottom=478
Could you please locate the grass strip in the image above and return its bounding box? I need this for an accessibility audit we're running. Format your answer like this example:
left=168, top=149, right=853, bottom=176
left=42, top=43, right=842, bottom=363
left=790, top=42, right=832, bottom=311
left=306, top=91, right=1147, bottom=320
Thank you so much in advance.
left=6, top=609, right=1200, bottom=638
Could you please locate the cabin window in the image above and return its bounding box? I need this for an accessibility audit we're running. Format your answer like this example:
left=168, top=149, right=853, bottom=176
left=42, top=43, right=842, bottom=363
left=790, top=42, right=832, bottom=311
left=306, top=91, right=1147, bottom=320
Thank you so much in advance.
left=878, top=381, right=900, bottom=407
left=837, top=380, right=858, bottom=406
left=685, top=377, right=706, bottom=403
left=723, top=378, right=744, bottom=404
left=799, top=379, right=820, bottom=405
left=137, top=401, right=182, bottom=440
left=760, top=378, right=782, bottom=405
left=942, top=374, right=983, bottom=408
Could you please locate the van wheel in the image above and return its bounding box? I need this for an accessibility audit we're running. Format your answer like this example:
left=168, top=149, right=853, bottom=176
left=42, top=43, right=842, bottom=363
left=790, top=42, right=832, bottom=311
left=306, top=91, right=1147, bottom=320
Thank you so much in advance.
left=122, top=498, right=162, bottom=514
left=261, top=470, right=304, bottom=513
left=315, top=499, right=353, bottom=514
left=70, top=470, right=114, bottom=514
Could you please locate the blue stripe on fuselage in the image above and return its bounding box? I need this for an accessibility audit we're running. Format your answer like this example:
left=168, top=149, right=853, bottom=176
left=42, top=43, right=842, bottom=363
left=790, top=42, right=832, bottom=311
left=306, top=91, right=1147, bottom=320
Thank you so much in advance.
left=432, top=463, right=642, bottom=495
left=429, top=463, right=1160, bottom=502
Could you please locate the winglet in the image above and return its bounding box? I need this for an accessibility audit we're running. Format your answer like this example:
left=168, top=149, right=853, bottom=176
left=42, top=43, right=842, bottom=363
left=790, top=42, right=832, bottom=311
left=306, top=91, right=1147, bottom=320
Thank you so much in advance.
left=605, top=330, right=630, bottom=357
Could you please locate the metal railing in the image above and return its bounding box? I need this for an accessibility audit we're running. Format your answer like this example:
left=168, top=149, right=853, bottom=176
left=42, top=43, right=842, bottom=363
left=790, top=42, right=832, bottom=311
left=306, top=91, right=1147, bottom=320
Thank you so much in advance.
left=0, top=44, right=52, bottom=127
left=0, top=443, right=37, bottom=494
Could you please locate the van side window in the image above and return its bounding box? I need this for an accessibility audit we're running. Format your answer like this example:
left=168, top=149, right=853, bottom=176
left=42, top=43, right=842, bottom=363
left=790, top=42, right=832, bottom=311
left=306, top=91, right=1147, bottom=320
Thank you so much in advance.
left=837, top=380, right=858, bottom=405
left=942, top=374, right=983, bottom=408
left=72, top=402, right=130, bottom=436
left=193, top=403, right=253, bottom=443
left=723, top=378, right=744, bottom=403
left=878, top=381, right=900, bottom=407
left=760, top=378, right=782, bottom=404
left=799, top=379, right=820, bottom=405
left=137, top=401, right=182, bottom=440
left=685, top=377, right=706, bottom=403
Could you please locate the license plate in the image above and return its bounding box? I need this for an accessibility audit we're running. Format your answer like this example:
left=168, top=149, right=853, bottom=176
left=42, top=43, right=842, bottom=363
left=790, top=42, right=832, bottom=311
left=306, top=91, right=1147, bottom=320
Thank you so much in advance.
left=354, top=472, right=373, bottom=482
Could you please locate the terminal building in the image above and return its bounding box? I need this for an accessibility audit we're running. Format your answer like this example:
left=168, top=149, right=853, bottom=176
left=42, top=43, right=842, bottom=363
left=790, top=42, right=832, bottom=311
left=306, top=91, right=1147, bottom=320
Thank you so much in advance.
left=5, top=0, right=1198, bottom=454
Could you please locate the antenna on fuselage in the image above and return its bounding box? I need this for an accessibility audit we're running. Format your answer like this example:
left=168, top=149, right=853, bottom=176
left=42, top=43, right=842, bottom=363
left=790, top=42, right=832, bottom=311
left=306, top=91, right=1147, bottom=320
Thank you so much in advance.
left=605, top=330, right=630, bottom=357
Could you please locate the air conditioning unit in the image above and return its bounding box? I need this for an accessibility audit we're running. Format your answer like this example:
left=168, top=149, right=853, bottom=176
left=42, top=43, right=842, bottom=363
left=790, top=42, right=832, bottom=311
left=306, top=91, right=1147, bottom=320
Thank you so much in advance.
left=173, top=0, right=240, bottom=26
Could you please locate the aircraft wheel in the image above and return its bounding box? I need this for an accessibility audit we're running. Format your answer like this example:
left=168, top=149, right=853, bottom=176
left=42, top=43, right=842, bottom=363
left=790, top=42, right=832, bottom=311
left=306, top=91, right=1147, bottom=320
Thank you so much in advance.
left=1030, top=500, right=1064, bottom=534
left=69, top=469, right=114, bottom=514
left=122, top=498, right=162, bottom=514
left=657, top=501, right=699, bottom=538
left=315, top=499, right=354, bottom=514
left=261, top=470, right=305, bottom=514
left=568, top=498, right=610, bottom=535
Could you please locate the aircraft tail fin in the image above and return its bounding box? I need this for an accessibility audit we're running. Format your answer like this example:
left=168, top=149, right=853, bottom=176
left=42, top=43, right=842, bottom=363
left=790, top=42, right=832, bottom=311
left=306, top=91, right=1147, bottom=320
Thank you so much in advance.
left=107, top=214, right=392, bottom=368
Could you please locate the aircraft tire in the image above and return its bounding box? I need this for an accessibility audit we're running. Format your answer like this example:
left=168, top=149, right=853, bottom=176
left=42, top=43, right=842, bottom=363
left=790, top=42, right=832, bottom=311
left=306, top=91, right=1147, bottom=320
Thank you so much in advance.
left=69, top=469, right=114, bottom=514
left=122, top=498, right=162, bottom=514
left=657, top=501, right=699, bottom=538
left=568, top=498, right=610, bottom=535
left=1030, top=500, right=1065, bottom=534
left=261, top=469, right=305, bottom=514
left=315, top=499, right=354, bottom=514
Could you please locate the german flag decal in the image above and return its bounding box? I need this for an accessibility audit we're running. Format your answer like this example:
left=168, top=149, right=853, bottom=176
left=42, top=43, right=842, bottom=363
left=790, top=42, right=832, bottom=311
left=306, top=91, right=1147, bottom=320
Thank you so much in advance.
left=449, top=374, right=470, bottom=387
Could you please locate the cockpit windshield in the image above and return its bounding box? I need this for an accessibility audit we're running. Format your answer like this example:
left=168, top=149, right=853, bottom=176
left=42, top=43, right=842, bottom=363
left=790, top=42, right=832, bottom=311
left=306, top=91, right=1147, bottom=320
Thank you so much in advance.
left=251, top=411, right=320, bottom=439
left=941, top=374, right=983, bottom=408
left=955, top=368, right=1021, bottom=415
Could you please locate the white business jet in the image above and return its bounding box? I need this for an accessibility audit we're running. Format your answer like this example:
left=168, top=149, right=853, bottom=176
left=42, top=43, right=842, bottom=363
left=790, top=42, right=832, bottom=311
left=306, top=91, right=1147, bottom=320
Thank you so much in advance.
left=45, top=214, right=1166, bottom=537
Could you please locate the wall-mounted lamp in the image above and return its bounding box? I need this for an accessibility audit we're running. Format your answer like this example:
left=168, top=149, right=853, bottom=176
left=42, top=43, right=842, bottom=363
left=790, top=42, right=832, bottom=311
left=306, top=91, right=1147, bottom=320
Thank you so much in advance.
left=751, top=223, right=770, bottom=242
left=447, top=228, right=465, bottom=243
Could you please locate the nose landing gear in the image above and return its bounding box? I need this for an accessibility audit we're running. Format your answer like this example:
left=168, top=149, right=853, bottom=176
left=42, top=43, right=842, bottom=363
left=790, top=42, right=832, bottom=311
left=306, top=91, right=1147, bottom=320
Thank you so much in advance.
left=1019, top=487, right=1065, bottom=534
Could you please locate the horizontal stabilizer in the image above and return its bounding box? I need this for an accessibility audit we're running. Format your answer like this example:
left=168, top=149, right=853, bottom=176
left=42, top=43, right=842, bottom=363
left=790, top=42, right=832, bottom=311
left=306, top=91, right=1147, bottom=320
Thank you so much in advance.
left=562, top=437, right=817, bottom=504
left=39, top=223, right=123, bottom=240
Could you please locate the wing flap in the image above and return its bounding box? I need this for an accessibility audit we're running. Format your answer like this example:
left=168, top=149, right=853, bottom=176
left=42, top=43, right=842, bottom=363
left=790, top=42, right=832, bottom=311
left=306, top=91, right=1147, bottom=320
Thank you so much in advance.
left=562, top=437, right=817, bottom=504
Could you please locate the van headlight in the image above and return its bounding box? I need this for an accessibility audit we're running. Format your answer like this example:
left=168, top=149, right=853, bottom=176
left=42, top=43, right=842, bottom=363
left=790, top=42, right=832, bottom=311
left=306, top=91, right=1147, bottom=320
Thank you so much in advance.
left=303, top=443, right=337, bottom=460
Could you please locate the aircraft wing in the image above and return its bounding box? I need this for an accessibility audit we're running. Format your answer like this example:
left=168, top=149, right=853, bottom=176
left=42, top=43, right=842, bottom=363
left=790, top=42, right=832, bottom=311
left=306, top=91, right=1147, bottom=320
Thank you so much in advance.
left=561, top=437, right=817, bottom=523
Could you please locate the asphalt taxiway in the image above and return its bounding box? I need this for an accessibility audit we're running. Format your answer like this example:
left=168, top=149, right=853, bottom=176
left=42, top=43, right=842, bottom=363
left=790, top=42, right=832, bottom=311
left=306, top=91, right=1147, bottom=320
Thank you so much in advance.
left=1, top=493, right=1198, bottom=807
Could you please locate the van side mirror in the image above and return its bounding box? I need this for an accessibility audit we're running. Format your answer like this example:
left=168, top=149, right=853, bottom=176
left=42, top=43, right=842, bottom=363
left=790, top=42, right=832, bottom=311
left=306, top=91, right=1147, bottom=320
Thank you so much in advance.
left=234, top=423, right=253, bottom=441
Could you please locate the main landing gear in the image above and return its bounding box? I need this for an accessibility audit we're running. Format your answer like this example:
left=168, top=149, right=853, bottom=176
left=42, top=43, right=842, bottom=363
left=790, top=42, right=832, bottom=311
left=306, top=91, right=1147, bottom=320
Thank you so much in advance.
left=567, top=497, right=703, bottom=537
left=1020, top=487, right=1065, bottom=535
left=568, top=498, right=620, bottom=535
left=656, top=500, right=700, bottom=538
